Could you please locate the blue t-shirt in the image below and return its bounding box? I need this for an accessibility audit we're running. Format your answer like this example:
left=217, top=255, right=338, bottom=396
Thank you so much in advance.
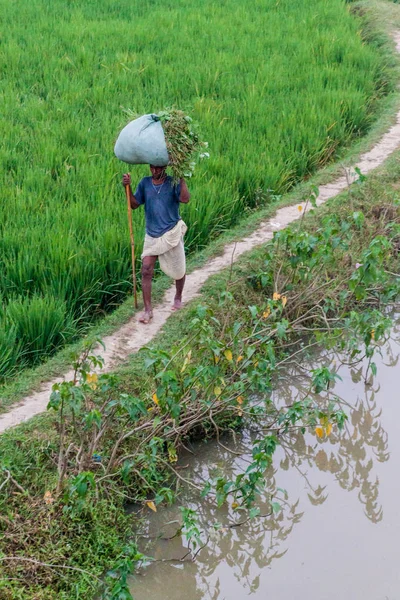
left=134, top=176, right=181, bottom=238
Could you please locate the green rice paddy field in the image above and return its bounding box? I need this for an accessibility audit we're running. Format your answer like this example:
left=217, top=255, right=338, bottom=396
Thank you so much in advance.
left=0, top=0, right=392, bottom=376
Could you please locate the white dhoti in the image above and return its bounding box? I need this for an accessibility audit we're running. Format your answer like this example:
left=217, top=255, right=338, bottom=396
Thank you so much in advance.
left=141, top=220, right=187, bottom=280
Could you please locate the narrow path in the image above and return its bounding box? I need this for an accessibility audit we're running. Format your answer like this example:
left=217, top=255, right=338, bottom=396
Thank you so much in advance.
left=1, top=33, right=400, bottom=434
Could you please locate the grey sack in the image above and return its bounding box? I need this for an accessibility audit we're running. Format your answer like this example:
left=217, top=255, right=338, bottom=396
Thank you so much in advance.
left=114, top=114, right=169, bottom=166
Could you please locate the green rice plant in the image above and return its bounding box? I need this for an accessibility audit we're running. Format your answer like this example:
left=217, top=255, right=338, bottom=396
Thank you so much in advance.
left=0, top=0, right=393, bottom=372
left=6, top=295, right=76, bottom=364
left=0, top=320, right=24, bottom=381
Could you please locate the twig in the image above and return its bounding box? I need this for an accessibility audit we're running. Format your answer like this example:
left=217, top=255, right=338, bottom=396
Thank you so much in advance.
left=152, top=535, right=210, bottom=564
left=0, top=557, right=101, bottom=581
left=209, top=410, right=241, bottom=456
left=158, top=458, right=203, bottom=491
left=192, top=536, right=210, bottom=560
left=228, top=242, right=237, bottom=283
left=0, top=470, right=30, bottom=497
left=228, top=510, right=272, bottom=528
left=0, top=470, right=11, bottom=492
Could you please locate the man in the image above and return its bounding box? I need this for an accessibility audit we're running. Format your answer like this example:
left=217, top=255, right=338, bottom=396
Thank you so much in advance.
left=122, top=166, right=190, bottom=324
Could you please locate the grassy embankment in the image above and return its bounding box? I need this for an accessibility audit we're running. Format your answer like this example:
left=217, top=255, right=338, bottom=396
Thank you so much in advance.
left=0, top=0, right=394, bottom=377
left=1, top=151, right=399, bottom=599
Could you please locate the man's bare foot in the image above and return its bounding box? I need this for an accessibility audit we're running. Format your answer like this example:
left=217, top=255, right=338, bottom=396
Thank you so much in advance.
left=172, top=298, right=183, bottom=311
left=139, top=310, right=153, bottom=324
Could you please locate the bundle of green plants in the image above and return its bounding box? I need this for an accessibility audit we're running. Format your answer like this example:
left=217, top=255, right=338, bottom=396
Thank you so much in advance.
left=157, top=109, right=209, bottom=181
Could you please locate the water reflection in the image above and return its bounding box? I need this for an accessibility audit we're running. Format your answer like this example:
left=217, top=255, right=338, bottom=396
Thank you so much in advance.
left=130, top=335, right=399, bottom=600
left=276, top=374, right=390, bottom=523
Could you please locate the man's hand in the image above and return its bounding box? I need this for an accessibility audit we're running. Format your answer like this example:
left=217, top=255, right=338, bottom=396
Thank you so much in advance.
left=122, top=173, right=140, bottom=209
left=122, top=173, right=131, bottom=187
left=179, top=178, right=190, bottom=204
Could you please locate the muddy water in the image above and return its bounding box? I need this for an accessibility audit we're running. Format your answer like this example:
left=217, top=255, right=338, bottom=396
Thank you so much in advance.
left=129, top=334, right=400, bottom=600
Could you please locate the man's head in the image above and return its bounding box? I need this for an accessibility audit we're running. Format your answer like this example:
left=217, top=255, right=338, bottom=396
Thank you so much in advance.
left=150, top=165, right=167, bottom=181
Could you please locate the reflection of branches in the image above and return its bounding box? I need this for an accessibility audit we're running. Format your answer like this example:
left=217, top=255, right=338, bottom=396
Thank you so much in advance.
left=151, top=535, right=211, bottom=564
left=137, top=438, right=303, bottom=600
left=133, top=334, right=398, bottom=598
left=276, top=346, right=392, bottom=524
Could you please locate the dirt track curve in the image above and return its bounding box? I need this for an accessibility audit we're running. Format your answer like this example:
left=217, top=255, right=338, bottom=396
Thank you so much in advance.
left=1, top=32, right=400, bottom=434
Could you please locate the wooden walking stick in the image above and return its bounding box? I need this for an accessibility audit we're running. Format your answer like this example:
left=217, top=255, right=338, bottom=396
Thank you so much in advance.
left=125, top=178, right=138, bottom=309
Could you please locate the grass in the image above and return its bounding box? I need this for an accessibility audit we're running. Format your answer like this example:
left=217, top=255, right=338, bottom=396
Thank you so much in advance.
left=0, top=0, right=395, bottom=375
left=0, top=150, right=399, bottom=599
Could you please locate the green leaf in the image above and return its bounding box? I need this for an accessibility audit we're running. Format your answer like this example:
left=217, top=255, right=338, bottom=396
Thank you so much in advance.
left=352, top=211, right=365, bottom=229
left=47, top=390, right=61, bottom=411
left=276, top=319, right=289, bottom=339
left=201, top=482, right=212, bottom=498
left=84, top=409, right=102, bottom=430
left=248, top=305, right=258, bottom=319
left=144, top=356, right=158, bottom=369
left=271, top=501, right=281, bottom=514
left=233, top=321, right=242, bottom=336
left=249, top=507, right=260, bottom=519
left=354, top=166, right=367, bottom=183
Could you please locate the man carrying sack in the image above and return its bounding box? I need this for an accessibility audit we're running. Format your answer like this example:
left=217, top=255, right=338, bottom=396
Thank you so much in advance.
left=122, top=166, right=190, bottom=324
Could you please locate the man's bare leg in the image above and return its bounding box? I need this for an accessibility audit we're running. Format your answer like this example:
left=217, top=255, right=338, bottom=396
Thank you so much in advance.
left=172, top=275, right=186, bottom=310
left=139, top=255, right=157, bottom=324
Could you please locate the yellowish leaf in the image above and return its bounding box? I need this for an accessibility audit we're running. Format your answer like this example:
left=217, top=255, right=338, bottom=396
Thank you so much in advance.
left=146, top=501, right=157, bottom=513
left=273, top=292, right=281, bottom=301
left=181, top=350, right=193, bottom=373
left=86, top=373, right=98, bottom=390
left=181, top=360, right=188, bottom=373
left=44, top=491, right=54, bottom=505
left=281, top=296, right=288, bottom=307
left=315, top=426, right=324, bottom=439
left=262, top=309, right=271, bottom=319
left=214, top=386, right=222, bottom=397
left=152, top=393, right=159, bottom=406
left=224, top=349, right=233, bottom=362
left=254, top=361, right=259, bottom=368
left=232, top=502, right=239, bottom=509
left=214, top=355, right=220, bottom=364
left=326, top=423, right=333, bottom=437
left=237, top=396, right=244, bottom=405
left=168, top=447, right=178, bottom=463
left=371, top=329, right=375, bottom=340
left=298, top=205, right=303, bottom=212
left=236, top=355, right=244, bottom=363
